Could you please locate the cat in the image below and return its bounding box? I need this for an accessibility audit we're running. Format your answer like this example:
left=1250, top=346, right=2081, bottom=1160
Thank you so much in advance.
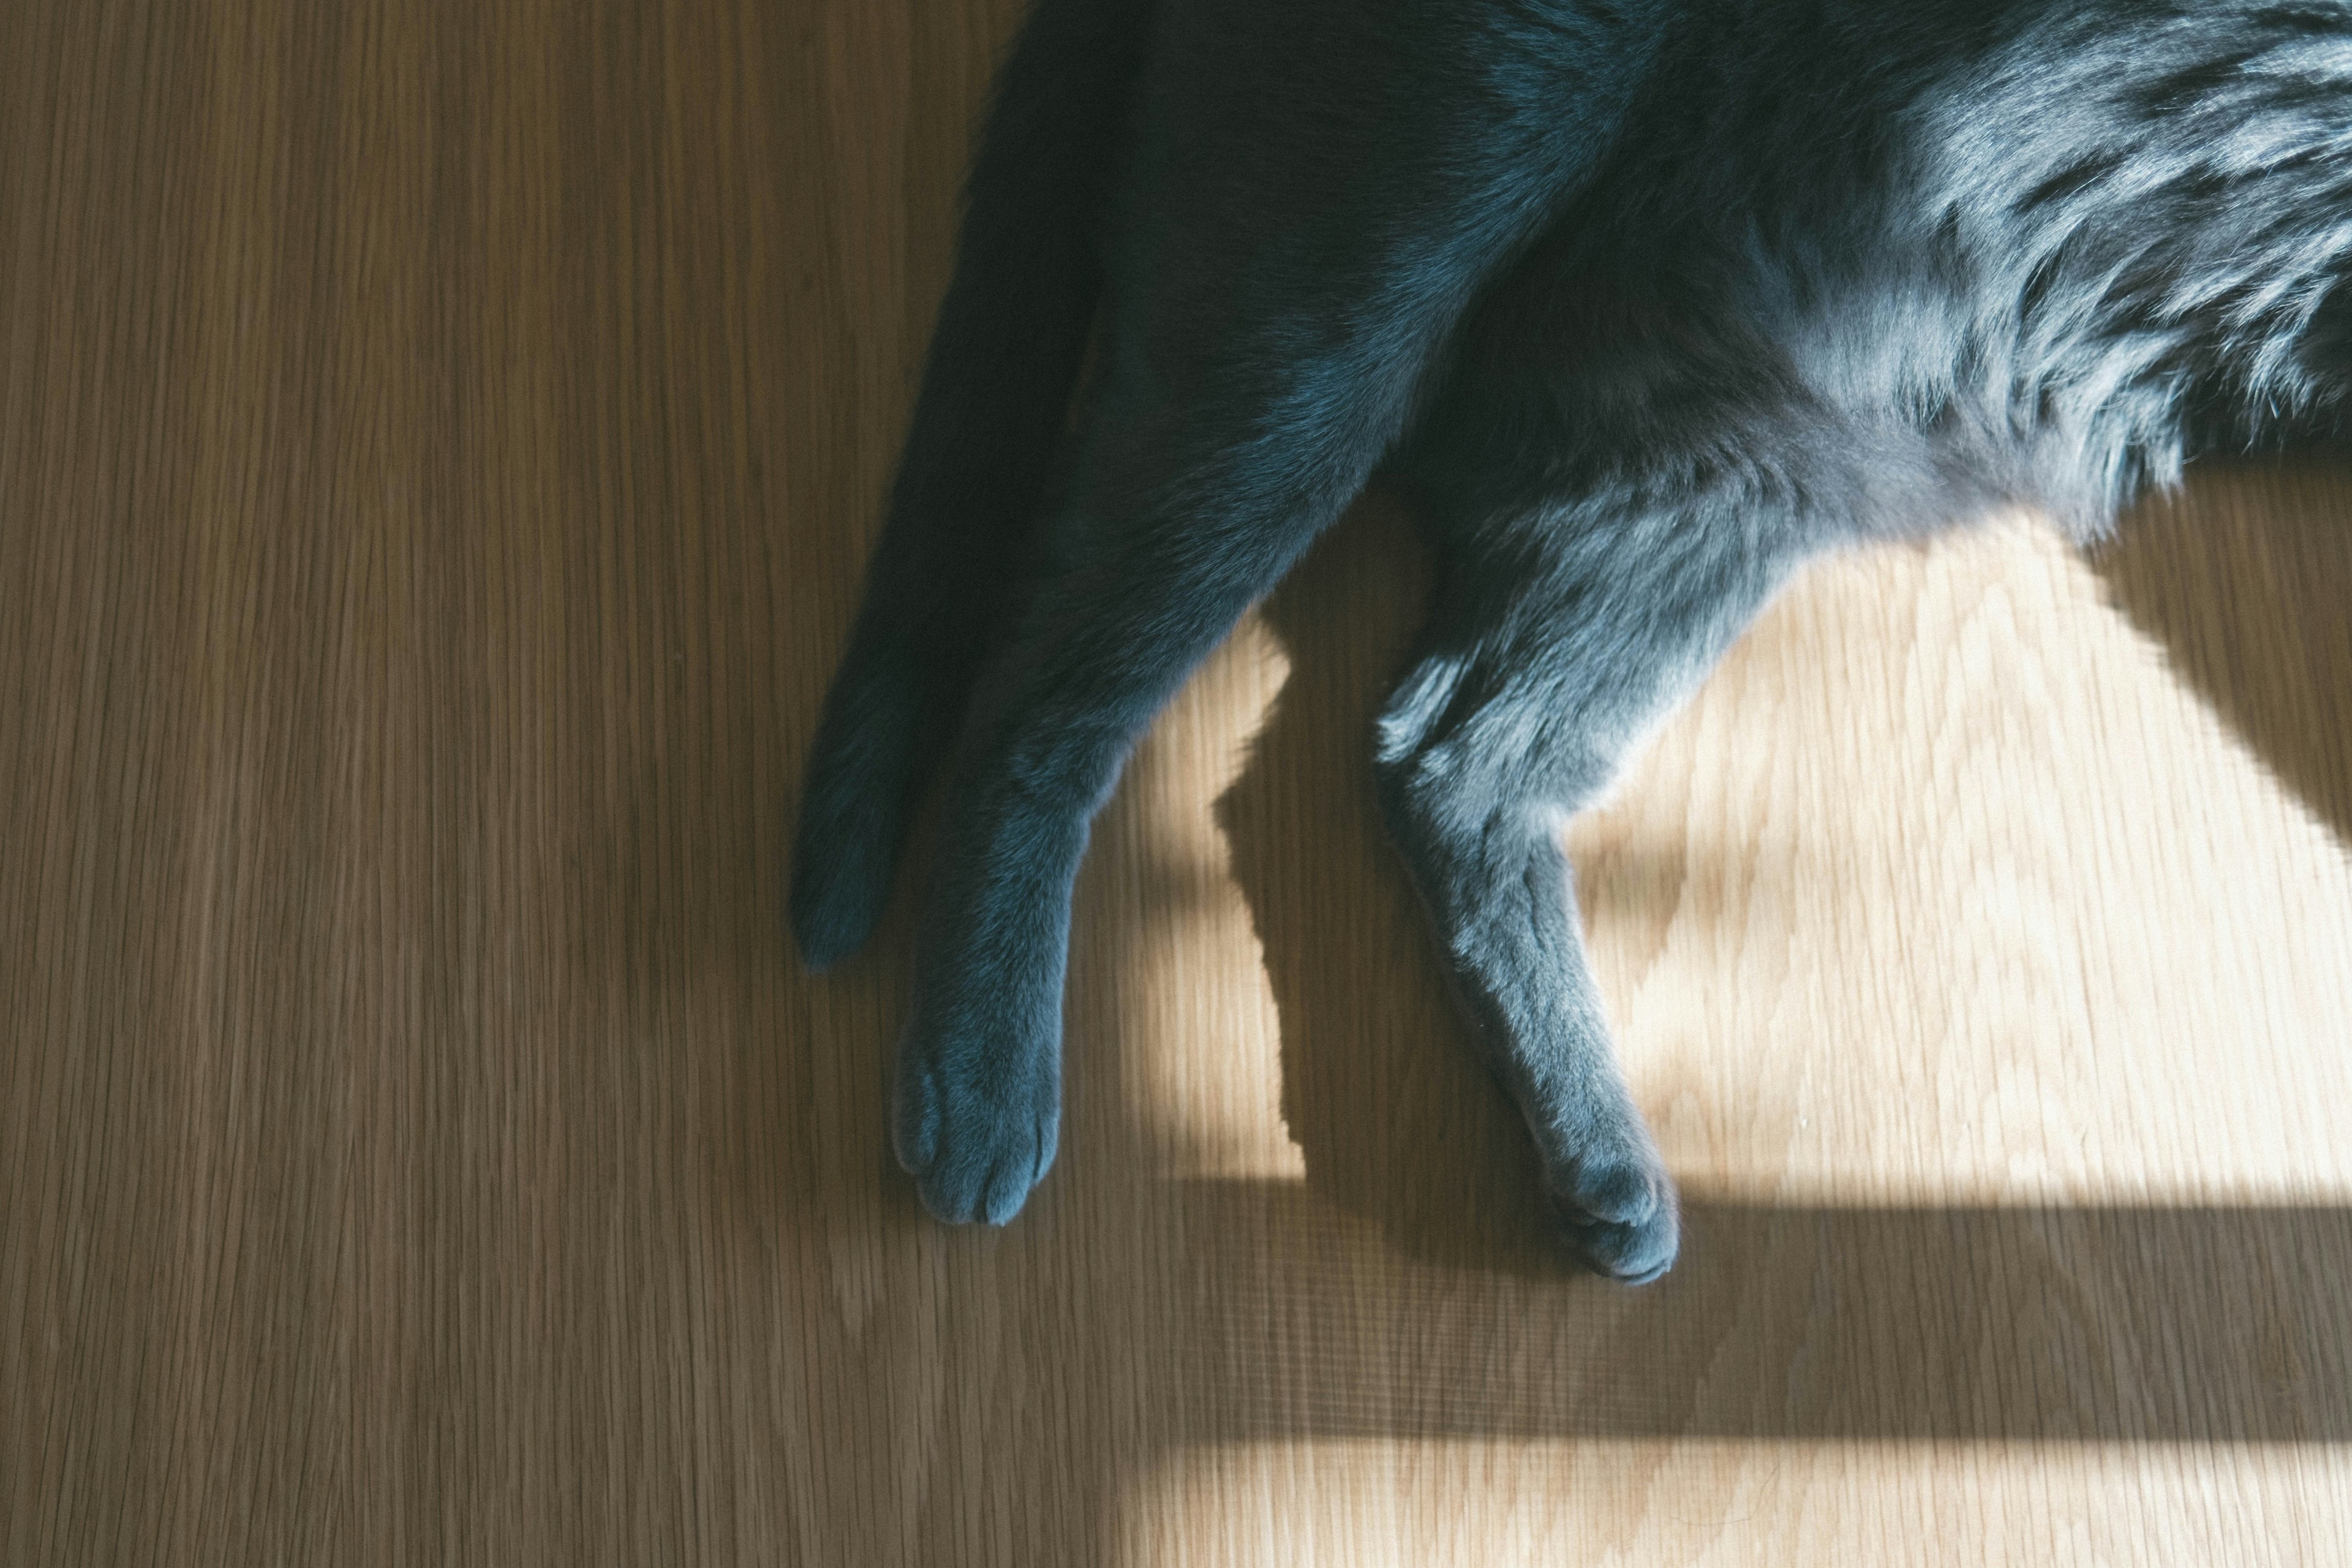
left=790, top=0, right=2352, bottom=1282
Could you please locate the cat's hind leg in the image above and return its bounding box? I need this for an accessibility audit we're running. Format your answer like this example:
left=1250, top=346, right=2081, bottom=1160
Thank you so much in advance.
left=1375, top=482, right=1811, bottom=1281
left=796, top=0, right=1657, bottom=987
left=790, top=0, right=1152, bottom=970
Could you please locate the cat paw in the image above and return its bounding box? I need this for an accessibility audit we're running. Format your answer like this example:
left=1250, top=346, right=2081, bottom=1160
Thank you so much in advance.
left=1546, top=1155, right=1679, bottom=1284
left=891, top=1026, right=1060, bottom=1226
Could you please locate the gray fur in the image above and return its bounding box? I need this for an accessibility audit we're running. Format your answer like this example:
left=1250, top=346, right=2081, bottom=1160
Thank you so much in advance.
left=794, top=0, right=2352, bottom=1279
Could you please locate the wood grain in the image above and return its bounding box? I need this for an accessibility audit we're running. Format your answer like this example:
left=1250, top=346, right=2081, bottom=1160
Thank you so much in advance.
left=4, top=3, right=2350, bottom=1563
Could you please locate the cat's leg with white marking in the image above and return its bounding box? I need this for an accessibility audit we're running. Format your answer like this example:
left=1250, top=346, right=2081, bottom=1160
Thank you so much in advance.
left=1374, top=486, right=1809, bottom=1280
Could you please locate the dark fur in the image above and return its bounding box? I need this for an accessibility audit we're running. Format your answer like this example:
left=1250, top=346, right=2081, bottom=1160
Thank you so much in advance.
left=793, top=0, right=2352, bottom=1280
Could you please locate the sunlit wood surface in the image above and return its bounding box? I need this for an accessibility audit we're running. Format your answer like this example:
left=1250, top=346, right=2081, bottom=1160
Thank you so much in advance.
left=6, top=3, right=2351, bottom=1562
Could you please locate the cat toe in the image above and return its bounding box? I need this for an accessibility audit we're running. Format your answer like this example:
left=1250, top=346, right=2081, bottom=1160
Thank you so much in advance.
left=1548, top=1159, right=1680, bottom=1284
left=910, top=1121, right=1057, bottom=1226
left=892, top=1044, right=1060, bottom=1226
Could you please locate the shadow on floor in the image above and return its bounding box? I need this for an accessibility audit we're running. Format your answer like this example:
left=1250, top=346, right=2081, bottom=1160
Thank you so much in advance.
left=2095, top=456, right=2352, bottom=842
left=1212, top=490, right=1578, bottom=1275
left=1158, top=1182, right=2352, bottom=1443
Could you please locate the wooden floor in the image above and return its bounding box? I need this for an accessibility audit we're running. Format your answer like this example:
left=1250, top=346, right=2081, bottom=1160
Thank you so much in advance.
left=6, top=2, right=2351, bottom=1562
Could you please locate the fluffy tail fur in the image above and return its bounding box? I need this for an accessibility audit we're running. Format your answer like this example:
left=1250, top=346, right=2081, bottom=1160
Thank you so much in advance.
left=791, top=0, right=1151, bottom=968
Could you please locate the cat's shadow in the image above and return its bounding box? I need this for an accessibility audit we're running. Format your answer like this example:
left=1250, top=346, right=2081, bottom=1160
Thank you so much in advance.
left=1213, top=489, right=1575, bottom=1275
left=2094, top=456, right=2352, bottom=843
left=1215, top=462, right=2352, bottom=1271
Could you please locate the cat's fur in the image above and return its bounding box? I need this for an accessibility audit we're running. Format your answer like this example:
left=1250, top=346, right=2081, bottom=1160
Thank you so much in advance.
left=792, top=0, right=2352, bottom=1281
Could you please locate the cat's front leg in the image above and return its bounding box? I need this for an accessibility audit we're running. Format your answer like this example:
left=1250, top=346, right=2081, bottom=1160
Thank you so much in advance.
left=1373, top=487, right=1809, bottom=1281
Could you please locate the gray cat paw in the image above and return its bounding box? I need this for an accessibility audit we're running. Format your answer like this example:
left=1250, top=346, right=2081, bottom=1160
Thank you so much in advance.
left=1546, top=1155, right=1679, bottom=1284
left=891, top=1031, right=1060, bottom=1226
